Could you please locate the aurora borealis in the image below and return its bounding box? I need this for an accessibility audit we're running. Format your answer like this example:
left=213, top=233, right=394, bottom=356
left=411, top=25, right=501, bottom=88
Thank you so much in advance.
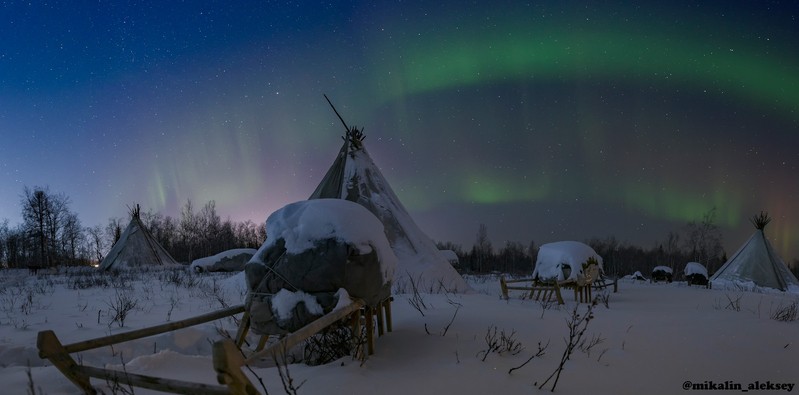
left=1, top=1, right=798, bottom=260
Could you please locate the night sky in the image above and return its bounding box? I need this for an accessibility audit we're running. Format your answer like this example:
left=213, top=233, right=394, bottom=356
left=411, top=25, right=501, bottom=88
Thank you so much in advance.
left=1, top=1, right=798, bottom=261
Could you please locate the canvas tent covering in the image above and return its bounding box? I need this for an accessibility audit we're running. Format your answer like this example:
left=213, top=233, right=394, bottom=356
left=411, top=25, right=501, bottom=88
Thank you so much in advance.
left=99, top=205, right=179, bottom=271
left=710, top=213, right=799, bottom=293
left=532, top=241, right=604, bottom=282
left=190, top=248, right=257, bottom=272
left=244, top=199, right=396, bottom=335
left=309, top=125, right=470, bottom=293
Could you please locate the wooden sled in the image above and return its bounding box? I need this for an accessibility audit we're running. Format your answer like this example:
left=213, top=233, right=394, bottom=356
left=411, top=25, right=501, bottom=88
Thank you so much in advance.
left=37, top=297, right=393, bottom=394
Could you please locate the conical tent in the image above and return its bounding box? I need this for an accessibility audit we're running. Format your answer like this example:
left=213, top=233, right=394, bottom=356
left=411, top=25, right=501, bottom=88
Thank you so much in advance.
left=99, top=205, right=180, bottom=271
left=310, top=127, right=471, bottom=293
left=710, top=212, right=799, bottom=292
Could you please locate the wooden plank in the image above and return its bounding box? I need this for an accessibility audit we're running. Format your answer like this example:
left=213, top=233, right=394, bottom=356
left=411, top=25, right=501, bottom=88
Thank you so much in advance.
left=213, top=339, right=260, bottom=395
left=37, top=330, right=96, bottom=394
left=234, top=311, right=251, bottom=348
left=553, top=282, right=565, bottom=304
left=80, top=365, right=231, bottom=395
left=61, top=304, right=246, bottom=354
left=243, top=299, right=365, bottom=365
left=254, top=335, right=269, bottom=352
left=503, top=278, right=535, bottom=284
left=499, top=276, right=509, bottom=299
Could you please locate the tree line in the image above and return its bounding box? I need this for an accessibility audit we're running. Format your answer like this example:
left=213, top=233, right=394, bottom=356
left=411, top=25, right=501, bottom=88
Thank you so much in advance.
left=0, top=186, right=266, bottom=269
left=438, top=209, right=799, bottom=279
left=3, top=186, right=798, bottom=280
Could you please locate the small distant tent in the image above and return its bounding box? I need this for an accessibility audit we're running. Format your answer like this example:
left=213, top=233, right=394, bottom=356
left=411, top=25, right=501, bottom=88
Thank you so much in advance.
left=710, top=212, right=799, bottom=292
left=98, top=205, right=179, bottom=271
left=309, top=113, right=470, bottom=293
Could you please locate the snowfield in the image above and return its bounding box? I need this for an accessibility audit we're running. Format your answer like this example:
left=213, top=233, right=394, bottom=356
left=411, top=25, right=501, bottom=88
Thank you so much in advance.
left=1, top=268, right=797, bottom=394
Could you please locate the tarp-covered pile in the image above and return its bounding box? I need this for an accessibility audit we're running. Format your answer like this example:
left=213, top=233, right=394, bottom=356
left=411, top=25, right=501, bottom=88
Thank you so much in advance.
left=245, top=199, right=396, bottom=335
left=651, top=265, right=673, bottom=282
left=532, top=241, right=604, bottom=282
left=684, top=262, right=709, bottom=285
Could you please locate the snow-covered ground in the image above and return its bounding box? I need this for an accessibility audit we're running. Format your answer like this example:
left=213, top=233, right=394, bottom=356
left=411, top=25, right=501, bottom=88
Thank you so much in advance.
left=1, top=268, right=798, bottom=394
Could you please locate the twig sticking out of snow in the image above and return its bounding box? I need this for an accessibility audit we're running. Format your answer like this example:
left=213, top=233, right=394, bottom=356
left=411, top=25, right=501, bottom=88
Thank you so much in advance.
left=537, top=301, right=597, bottom=392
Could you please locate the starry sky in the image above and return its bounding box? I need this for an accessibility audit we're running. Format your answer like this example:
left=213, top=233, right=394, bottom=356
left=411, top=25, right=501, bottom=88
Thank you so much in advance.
left=1, top=1, right=798, bottom=261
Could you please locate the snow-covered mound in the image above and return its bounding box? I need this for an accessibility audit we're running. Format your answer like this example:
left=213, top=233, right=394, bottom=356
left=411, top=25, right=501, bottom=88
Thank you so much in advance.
left=258, top=199, right=396, bottom=280
left=245, top=199, right=396, bottom=334
left=532, top=241, right=604, bottom=282
left=684, top=262, right=709, bottom=286
left=439, top=249, right=459, bottom=265
left=653, top=265, right=673, bottom=274
left=190, top=248, right=257, bottom=272
left=684, top=262, right=708, bottom=277
left=651, top=265, right=673, bottom=282
left=625, top=271, right=647, bottom=281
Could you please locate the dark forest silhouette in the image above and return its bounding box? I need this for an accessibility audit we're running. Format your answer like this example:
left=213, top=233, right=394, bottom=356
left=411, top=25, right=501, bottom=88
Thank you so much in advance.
left=0, top=186, right=265, bottom=269
left=2, top=185, right=798, bottom=280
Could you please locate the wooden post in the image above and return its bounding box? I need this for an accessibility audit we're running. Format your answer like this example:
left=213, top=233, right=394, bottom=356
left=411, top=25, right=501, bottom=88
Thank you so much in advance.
left=383, top=298, right=393, bottom=333
left=350, top=307, right=361, bottom=336
left=37, top=330, right=96, bottom=394
left=213, top=339, right=260, bottom=395
left=553, top=282, right=564, bottom=305
left=365, top=307, right=375, bottom=355
left=499, top=276, right=509, bottom=299
left=350, top=309, right=362, bottom=360
left=234, top=311, right=251, bottom=348
left=376, top=303, right=385, bottom=336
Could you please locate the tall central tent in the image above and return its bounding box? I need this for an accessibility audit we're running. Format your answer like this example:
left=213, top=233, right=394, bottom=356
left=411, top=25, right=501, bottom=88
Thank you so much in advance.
left=710, top=212, right=799, bottom=293
left=99, top=205, right=180, bottom=271
left=310, top=127, right=471, bottom=293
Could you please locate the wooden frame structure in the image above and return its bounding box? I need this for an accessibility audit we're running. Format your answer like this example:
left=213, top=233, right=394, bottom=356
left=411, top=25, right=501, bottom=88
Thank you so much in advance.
left=500, top=276, right=565, bottom=305
left=37, top=297, right=393, bottom=394
left=592, top=276, right=619, bottom=293
left=37, top=304, right=246, bottom=394
left=500, top=269, right=618, bottom=305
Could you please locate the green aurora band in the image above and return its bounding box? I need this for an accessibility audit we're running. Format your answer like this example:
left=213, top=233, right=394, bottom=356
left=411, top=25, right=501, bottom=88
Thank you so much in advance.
left=370, top=17, right=797, bottom=228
